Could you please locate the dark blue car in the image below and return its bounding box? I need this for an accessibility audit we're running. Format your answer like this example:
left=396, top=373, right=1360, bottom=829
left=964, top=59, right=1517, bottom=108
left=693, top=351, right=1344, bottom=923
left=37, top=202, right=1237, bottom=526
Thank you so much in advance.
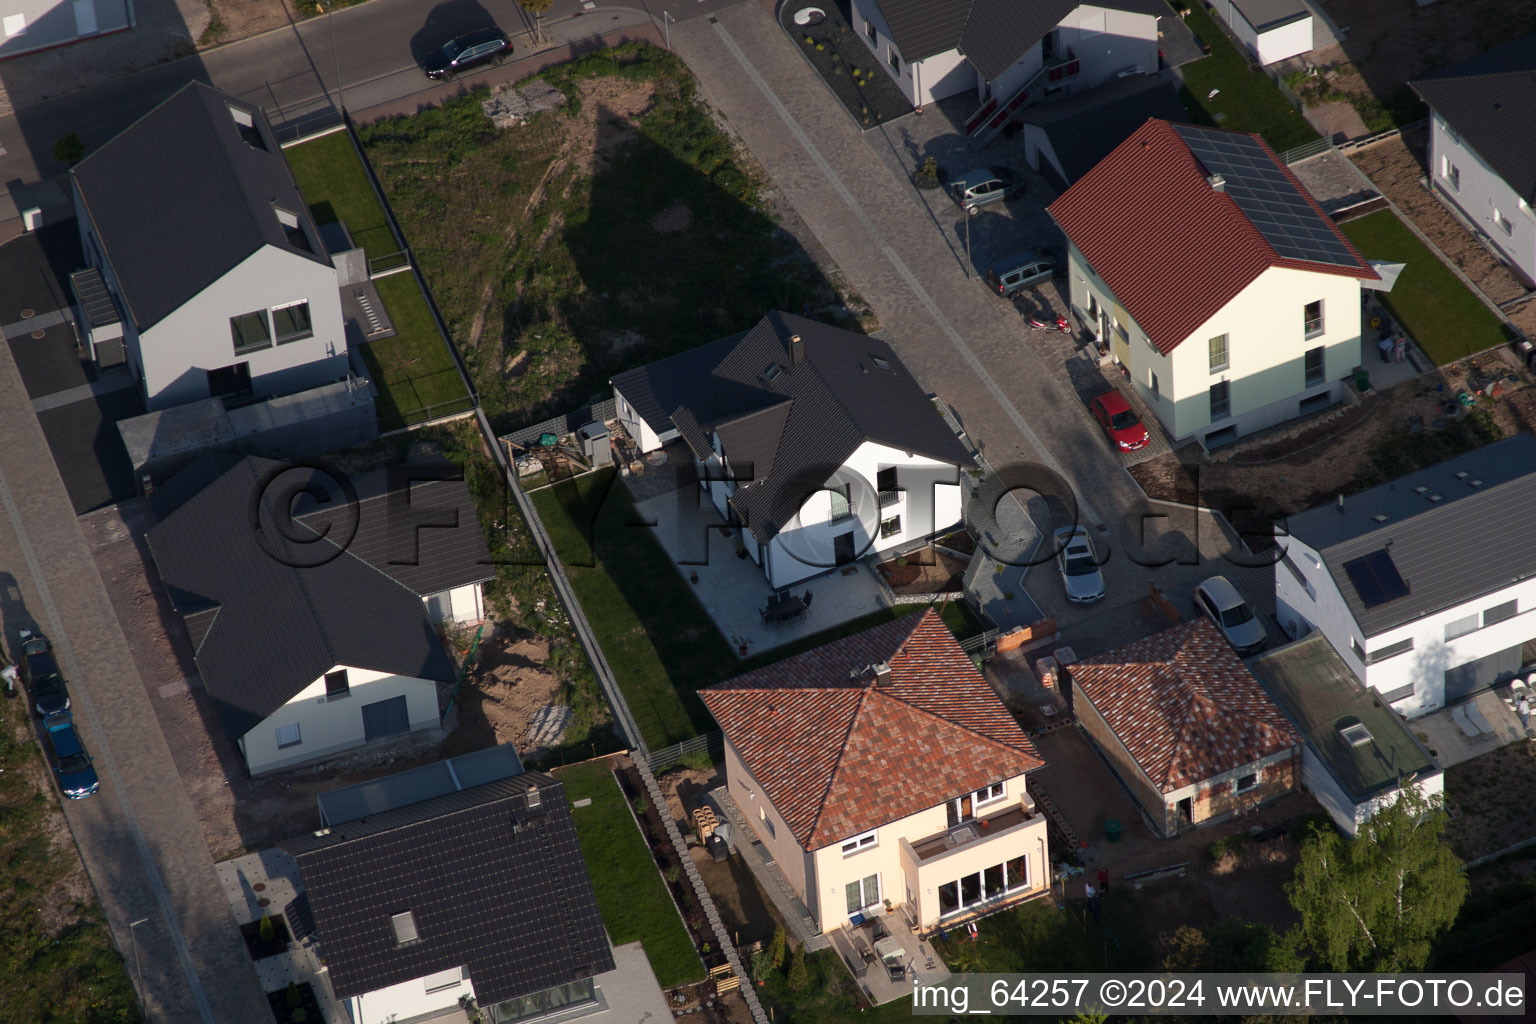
left=20, top=629, right=70, bottom=718
left=44, top=712, right=99, bottom=800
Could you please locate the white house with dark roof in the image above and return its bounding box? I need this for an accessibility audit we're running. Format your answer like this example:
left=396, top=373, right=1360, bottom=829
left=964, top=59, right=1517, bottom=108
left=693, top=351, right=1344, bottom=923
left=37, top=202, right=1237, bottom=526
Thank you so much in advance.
left=71, top=82, right=349, bottom=411
left=1017, top=74, right=1188, bottom=190
left=1211, top=0, right=1313, bottom=66
left=850, top=0, right=1161, bottom=139
left=1049, top=118, right=1380, bottom=449
left=611, top=312, right=971, bottom=589
left=1412, top=35, right=1536, bottom=288
left=1275, top=435, right=1536, bottom=718
left=145, top=455, right=494, bottom=774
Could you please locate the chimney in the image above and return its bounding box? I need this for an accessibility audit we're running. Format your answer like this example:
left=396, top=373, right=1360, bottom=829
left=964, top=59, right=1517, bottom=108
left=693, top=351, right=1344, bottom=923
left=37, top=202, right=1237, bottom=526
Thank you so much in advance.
left=873, top=662, right=892, bottom=686
left=790, top=333, right=804, bottom=365
left=1208, top=172, right=1226, bottom=192
left=526, top=784, right=542, bottom=809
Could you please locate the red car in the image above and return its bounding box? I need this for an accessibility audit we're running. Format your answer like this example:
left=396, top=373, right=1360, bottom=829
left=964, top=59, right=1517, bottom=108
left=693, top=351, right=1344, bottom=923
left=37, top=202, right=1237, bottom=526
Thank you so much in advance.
left=1089, top=391, right=1149, bottom=452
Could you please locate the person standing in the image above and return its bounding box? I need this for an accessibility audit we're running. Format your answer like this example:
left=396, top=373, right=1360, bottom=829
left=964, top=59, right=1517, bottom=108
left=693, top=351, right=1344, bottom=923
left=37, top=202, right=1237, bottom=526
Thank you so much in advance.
left=1097, top=868, right=1110, bottom=894
left=1519, top=695, right=1530, bottom=729
left=1393, top=336, right=1407, bottom=363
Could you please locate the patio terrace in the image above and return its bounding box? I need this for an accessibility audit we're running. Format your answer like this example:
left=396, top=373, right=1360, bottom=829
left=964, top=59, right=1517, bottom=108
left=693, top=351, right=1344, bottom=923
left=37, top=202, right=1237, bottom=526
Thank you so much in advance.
left=908, top=796, right=1039, bottom=862
left=826, top=909, right=949, bottom=1006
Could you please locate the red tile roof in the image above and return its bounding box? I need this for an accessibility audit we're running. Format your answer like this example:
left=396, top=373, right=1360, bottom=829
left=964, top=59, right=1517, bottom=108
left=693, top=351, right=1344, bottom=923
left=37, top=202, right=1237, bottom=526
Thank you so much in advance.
left=700, top=609, right=1042, bottom=850
left=1069, top=618, right=1301, bottom=793
left=1047, top=119, right=1376, bottom=354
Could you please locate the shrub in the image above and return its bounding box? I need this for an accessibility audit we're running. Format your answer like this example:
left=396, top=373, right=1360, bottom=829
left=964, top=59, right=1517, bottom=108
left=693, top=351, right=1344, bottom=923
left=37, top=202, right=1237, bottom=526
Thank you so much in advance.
left=786, top=943, right=809, bottom=990
left=1206, top=833, right=1250, bottom=862
left=914, top=156, right=940, bottom=189
left=53, top=133, right=85, bottom=166
left=664, top=865, right=681, bottom=885
left=260, top=915, right=276, bottom=944
left=751, top=949, right=772, bottom=982
left=768, top=925, right=786, bottom=969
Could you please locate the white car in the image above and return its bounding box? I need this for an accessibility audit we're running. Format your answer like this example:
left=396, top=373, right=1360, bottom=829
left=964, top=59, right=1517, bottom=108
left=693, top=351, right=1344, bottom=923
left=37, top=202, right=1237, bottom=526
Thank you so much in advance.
left=1053, top=525, right=1105, bottom=604
left=1194, top=576, right=1267, bottom=656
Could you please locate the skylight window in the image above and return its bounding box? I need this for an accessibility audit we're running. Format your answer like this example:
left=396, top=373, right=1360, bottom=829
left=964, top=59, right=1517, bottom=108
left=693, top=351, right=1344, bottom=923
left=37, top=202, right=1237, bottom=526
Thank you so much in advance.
left=391, top=911, right=420, bottom=945
left=1453, top=471, right=1469, bottom=480
left=869, top=354, right=891, bottom=371
left=1370, top=514, right=1388, bottom=523
left=1425, top=493, right=1444, bottom=503
left=1411, top=485, right=1429, bottom=495
left=227, top=104, right=267, bottom=151
left=1467, top=478, right=1484, bottom=488
left=1337, top=717, right=1372, bottom=747
left=762, top=363, right=784, bottom=383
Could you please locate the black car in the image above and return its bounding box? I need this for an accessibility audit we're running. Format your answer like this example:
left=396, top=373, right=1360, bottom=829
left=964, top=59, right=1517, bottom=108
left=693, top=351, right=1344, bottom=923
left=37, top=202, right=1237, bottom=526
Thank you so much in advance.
left=421, top=27, right=511, bottom=80
left=19, top=629, right=70, bottom=718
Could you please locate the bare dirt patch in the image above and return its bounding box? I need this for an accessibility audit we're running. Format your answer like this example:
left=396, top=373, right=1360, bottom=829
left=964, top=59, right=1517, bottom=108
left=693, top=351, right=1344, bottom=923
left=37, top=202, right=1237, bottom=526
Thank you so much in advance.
left=650, top=200, right=693, bottom=234
left=440, top=628, right=565, bottom=758
left=204, top=0, right=290, bottom=47
left=875, top=547, right=968, bottom=593
left=1444, top=738, right=1536, bottom=865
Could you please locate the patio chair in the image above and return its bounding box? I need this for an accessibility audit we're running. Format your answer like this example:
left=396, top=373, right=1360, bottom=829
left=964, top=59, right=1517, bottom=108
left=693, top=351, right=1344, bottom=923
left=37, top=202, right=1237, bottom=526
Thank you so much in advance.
left=1451, top=705, right=1480, bottom=739
left=803, top=590, right=814, bottom=608
left=1465, top=703, right=1497, bottom=736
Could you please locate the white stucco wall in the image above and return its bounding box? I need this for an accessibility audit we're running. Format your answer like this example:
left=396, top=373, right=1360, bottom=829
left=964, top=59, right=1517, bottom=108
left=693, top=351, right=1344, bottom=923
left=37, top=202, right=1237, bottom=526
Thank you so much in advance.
left=0, top=0, right=131, bottom=58
left=426, top=583, right=485, bottom=626
left=350, top=967, right=474, bottom=1024
left=239, top=665, right=441, bottom=775
left=1428, top=113, right=1536, bottom=287
left=615, top=391, right=665, bottom=453
left=849, top=0, right=976, bottom=106
left=1254, top=17, right=1313, bottom=65
left=1056, top=7, right=1159, bottom=88
left=132, top=245, right=346, bottom=411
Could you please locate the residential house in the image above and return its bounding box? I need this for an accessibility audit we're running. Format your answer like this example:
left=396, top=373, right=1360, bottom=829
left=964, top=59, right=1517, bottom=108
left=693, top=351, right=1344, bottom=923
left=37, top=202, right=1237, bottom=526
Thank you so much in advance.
left=850, top=0, right=1164, bottom=141
left=701, top=609, right=1050, bottom=936
left=1049, top=118, right=1379, bottom=449
left=1016, top=73, right=1188, bottom=190
left=1412, top=34, right=1536, bottom=288
left=284, top=756, right=616, bottom=1024
left=1068, top=618, right=1303, bottom=836
left=71, top=81, right=349, bottom=410
left=1, top=0, right=130, bottom=58
left=145, top=454, right=490, bottom=774
left=1249, top=634, right=1443, bottom=836
left=1274, top=434, right=1536, bottom=717
left=611, top=312, right=970, bottom=589
left=1211, top=0, right=1313, bottom=66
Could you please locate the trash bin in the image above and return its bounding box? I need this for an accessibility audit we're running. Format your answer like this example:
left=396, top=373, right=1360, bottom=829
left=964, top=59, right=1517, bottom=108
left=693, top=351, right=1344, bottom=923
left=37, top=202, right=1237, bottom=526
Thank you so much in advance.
left=1353, top=368, right=1371, bottom=393
left=1105, top=819, right=1123, bottom=843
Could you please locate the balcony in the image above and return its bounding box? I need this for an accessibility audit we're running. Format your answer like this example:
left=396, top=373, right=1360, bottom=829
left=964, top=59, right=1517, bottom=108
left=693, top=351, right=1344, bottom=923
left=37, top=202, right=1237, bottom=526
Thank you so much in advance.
left=878, top=490, right=902, bottom=508
left=908, top=796, right=1038, bottom=862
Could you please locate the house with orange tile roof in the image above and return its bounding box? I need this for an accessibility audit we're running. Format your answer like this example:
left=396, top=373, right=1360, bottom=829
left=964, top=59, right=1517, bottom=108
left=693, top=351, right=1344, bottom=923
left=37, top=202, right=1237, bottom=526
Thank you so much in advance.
left=1048, top=119, right=1381, bottom=451
left=700, top=609, right=1050, bottom=939
left=1066, top=617, right=1303, bottom=837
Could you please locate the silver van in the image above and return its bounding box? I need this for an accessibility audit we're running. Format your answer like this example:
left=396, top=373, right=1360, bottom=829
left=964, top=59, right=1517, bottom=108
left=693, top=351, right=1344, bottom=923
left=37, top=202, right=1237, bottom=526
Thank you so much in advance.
left=948, top=167, right=1021, bottom=211
left=986, top=251, right=1055, bottom=296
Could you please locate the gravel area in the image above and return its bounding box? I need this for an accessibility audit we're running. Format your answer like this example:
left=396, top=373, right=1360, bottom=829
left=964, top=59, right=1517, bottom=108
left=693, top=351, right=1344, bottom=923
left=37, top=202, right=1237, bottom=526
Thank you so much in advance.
left=777, top=1, right=912, bottom=129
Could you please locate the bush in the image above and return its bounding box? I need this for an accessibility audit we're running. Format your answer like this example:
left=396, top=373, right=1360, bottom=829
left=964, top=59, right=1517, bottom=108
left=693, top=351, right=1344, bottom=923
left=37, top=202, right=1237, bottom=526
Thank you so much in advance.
left=261, top=915, right=276, bottom=944
left=1206, top=833, right=1250, bottom=862
left=786, top=943, right=809, bottom=991
left=751, top=949, right=773, bottom=983
left=768, top=925, right=786, bottom=969
left=53, top=133, right=85, bottom=166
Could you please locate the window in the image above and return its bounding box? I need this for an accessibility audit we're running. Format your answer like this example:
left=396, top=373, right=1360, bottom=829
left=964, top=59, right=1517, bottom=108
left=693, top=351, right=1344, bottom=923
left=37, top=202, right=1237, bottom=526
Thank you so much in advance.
left=274, top=207, right=311, bottom=251
left=423, top=967, right=463, bottom=994
left=1304, top=345, right=1325, bottom=386
left=829, top=484, right=853, bottom=522
left=1337, top=717, right=1372, bottom=746
left=1445, top=613, right=1478, bottom=641
left=845, top=873, right=880, bottom=916
left=228, top=104, right=267, bottom=151
left=324, top=669, right=350, bottom=699
left=879, top=515, right=901, bottom=539
left=841, top=830, right=877, bottom=856
left=391, top=910, right=420, bottom=946
left=865, top=19, right=876, bottom=42
left=974, top=781, right=1005, bottom=806
left=938, top=858, right=1030, bottom=918
left=1445, top=159, right=1460, bottom=191
left=1209, top=380, right=1231, bottom=421
left=888, top=48, right=901, bottom=72
left=1234, top=773, right=1260, bottom=794
left=1496, top=209, right=1514, bottom=236
left=1367, top=638, right=1414, bottom=663
left=1149, top=370, right=1159, bottom=396
left=1208, top=333, right=1228, bottom=372
left=1376, top=681, right=1416, bottom=704
left=876, top=466, right=897, bottom=492
left=1279, top=552, right=1316, bottom=599
left=230, top=310, right=272, bottom=354
left=272, top=301, right=313, bottom=344
left=275, top=723, right=301, bottom=748
left=1484, top=599, right=1518, bottom=627
left=2, top=13, right=26, bottom=36
left=1304, top=300, right=1324, bottom=337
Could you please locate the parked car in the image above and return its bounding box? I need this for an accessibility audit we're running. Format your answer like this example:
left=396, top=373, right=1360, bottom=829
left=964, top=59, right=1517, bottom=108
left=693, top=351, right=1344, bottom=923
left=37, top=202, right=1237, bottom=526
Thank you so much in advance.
left=1053, top=525, right=1105, bottom=604
left=1089, top=391, right=1149, bottom=452
left=1194, top=576, right=1267, bottom=656
left=421, top=27, right=511, bottom=80
left=18, top=629, right=70, bottom=718
left=43, top=712, right=99, bottom=800
left=986, top=251, right=1055, bottom=297
left=948, top=167, right=1021, bottom=211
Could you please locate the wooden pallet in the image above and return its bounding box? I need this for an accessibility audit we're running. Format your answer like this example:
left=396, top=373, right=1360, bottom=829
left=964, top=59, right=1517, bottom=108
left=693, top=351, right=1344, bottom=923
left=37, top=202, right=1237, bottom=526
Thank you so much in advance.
left=692, top=806, right=719, bottom=843
left=709, top=963, right=740, bottom=993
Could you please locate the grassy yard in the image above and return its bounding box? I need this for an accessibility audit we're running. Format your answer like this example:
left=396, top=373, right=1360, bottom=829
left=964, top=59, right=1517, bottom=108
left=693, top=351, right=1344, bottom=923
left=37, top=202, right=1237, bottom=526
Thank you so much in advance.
left=356, top=43, right=857, bottom=434
left=283, top=130, right=400, bottom=263
left=555, top=760, right=703, bottom=988
left=1176, top=3, right=1319, bottom=153
left=0, top=711, right=141, bottom=1023
left=932, top=892, right=1153, bottom=973
left=360, top=273, right=473, bottom=429
left=1340, top=210, right=1509, bottom=366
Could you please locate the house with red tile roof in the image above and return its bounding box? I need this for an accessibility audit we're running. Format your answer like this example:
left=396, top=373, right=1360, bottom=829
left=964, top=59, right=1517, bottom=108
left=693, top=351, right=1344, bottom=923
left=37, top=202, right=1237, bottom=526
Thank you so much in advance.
left=700, top=609, right=1049, bottom=937
left=1067, top=618, right=1303, bottom=837
left=1048, top=119, right=1380, bottom=451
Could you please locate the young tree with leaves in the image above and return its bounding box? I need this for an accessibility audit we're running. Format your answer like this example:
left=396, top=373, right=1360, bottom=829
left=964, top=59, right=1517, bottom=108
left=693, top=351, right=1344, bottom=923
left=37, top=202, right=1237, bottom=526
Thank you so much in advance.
left=1286, top=787, right=1467, bottom=972
left=785, top=942, right=809, bottom=991
left=767, top=925, right=786, bottom=969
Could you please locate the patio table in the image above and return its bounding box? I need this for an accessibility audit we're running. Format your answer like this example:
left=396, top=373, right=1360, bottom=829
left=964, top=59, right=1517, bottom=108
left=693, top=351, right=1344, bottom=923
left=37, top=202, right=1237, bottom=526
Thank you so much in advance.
left=873, top=936, right=905, bottom=964
left=764, top=596, right=806, bottom=622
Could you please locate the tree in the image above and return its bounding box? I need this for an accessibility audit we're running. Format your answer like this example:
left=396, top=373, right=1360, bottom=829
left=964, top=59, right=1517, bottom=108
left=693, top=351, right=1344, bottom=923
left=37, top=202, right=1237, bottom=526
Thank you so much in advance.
left=1287, top=787, right=1467, bottom=972
left=750, top=949, right=772, bottom=984
left=517, top=0, right=553, bottom=44
left=53, top=133, right=85, bottom=166
left=260, top=915, right=276, bottom=944
left=785, top=942, right=809, bottom=991
left=767, top=925, right=786, bottom=969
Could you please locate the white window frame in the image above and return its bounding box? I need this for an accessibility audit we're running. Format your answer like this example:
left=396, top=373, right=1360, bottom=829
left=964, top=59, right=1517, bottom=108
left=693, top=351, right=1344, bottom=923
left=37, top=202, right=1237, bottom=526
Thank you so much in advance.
left=1444, top=613, right=1478, bottom=642
left=841, top=830, right=878, bottom=856
left=1208, top=333, right=1228, bottom=373
left=275, top=723, right=302, bottom=748
left=973, top=781, right=1006, bottom=807
left=1304, top=299, right=1325, bottom=338
left=1234, top=772, right=1260, bottom=794
left=271, top=299, right=314, bottom=345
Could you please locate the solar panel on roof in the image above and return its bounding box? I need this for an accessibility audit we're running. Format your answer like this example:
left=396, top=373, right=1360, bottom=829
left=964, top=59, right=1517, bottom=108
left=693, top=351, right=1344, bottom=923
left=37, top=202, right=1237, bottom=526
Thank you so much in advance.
left=1343, top=549, right=1410, bottom=608
left=1173, top=124, right=1357, bottom=267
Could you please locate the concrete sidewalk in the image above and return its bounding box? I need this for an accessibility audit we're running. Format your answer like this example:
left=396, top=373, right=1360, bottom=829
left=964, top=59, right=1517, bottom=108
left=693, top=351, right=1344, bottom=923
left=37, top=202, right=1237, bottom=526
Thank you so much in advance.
left=0, top=241, right=273, bottom=1022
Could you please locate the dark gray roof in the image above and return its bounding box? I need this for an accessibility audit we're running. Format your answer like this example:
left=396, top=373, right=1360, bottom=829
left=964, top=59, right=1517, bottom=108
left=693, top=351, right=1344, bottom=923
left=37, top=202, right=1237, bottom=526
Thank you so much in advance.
left=72, top=81, right=331, bottom=331
left=1412, top=34, right=1536, bottom=203
left=960, top=0, right=1077, bottom=82
left=1021, top=78, right=1189, bottom=183
left=1230, top=0, right=1309, bottom=30
left=610, top=330, right=750, bottom=439
left=146, top=455, right=456, bottom=742
left=876, top=0, right=972, bottom=63
left=291, top=461, right=495, bottom=595
left=619, top=312, right=970, bottom=545
left=1280, top=435, right=1536, bottom=636
left=318, top=744, right=526, bottom=827
left=284, top=773, right=615, bottom=1004
left=1250, top=635, right=1438, bottom=804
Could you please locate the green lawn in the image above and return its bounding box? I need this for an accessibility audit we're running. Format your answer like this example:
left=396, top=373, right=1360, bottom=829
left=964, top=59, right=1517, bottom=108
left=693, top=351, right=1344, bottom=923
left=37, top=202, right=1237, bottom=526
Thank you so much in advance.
left=1176, top=4, right=1319, bottom=153
left=555, top=761, right=703, bottom=988
left=932, top=892, right=1153, bottom=974
left=283, top=130, right=400, bottom=263
left=361, top=272, right=473, bottom=429
left=1340, top=210, right=1509, bottom=366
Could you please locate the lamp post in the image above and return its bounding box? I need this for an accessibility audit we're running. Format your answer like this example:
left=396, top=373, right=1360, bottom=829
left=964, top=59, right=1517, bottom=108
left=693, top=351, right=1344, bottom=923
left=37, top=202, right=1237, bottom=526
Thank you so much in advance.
left=663, top=9, right=674, bottom=50
left=964, top=205, right=979, bottom=279
left=129, top=917, right=149, bottom=1021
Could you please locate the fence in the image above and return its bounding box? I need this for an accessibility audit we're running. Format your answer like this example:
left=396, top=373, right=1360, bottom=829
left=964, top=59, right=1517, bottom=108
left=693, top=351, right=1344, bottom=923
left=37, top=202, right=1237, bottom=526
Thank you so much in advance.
left=504, top=397, right=619, bottom=447
left=645, top=731, right=724, bottom=772
left=1279, top=136, right=1333, bottom=165
left=441, top=623, right=487, bottom=722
